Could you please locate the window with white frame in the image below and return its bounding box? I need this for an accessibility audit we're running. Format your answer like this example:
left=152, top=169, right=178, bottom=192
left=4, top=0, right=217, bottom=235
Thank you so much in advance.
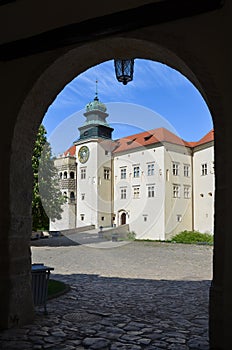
left=184, top=164, right=190, bottom=177
left=147, top=185, right=155, bottom=198
left=104, top=168, right=110, bottom=180
left=201, top=163, right=208, bottom=176
left=173, top=184, right=180, bottom=198
left=177, top=214, right=182, bottom=222
left=184, top=185, right=191, bottom=199
left=133, top=186, right=140, bottom=199
left=133, top=165, right=140, bottom=178
left=120, top=167, right=127, bottom=179
left=80, top=214, right=85, bottom=221
left=80, top=168, right=86, bottom=179
left=172, top=162, right=179, bottom=176
left=120, top=188, right=127, bottom=199
left=147, top=163, right=155, bottom=176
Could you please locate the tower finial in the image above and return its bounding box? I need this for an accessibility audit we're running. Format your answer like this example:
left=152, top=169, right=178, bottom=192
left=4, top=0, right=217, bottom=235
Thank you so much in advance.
left=94, top=79, right=99, bottom=101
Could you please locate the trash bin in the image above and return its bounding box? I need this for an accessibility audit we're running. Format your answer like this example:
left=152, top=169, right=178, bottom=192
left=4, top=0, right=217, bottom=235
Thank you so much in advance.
left=31, top=263, right=54, bottom=314
left=112, top=233, right=118, bottom=242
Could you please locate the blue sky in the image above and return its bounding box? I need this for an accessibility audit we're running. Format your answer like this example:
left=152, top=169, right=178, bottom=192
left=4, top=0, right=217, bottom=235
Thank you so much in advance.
left=43, top=59, right=213, bottom=156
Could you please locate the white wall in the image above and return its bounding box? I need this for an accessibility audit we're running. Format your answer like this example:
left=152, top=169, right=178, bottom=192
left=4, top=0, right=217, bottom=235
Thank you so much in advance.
left=113, top=145, right=165, bottom=240
left=164, top=144, right=193, bottom=239
left=76, top=141, right=98, bottom=227
left=193, top=144, right=214, bottom=234
left=75, top=139, right=113, bottom=229
left=49, top=202, right=76, bottom=231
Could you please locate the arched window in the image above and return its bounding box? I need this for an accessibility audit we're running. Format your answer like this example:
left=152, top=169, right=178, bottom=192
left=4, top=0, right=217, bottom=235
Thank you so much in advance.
left=64, top=171, right=67, bottom=179
left=70, top=171, right=75, bottom=179
left=59, top=172, right=62, bottom=179
left=70, top=192, right=75, bottom=201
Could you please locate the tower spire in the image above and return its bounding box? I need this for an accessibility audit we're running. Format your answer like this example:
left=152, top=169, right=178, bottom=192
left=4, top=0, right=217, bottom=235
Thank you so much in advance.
left=94, top=79, right=99, bottom=101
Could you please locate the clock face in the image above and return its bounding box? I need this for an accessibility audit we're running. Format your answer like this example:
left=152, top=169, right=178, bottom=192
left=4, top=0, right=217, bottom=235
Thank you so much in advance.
left=78, top=146, right=90, bottom=164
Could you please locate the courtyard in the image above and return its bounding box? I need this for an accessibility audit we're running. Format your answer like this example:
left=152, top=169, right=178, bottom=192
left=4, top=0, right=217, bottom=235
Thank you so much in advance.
left=0, top=237, right=213, bottom=349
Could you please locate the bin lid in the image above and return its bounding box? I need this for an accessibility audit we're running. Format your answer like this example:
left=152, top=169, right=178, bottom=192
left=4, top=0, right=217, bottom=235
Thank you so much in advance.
left=32, top=263, right=54, bottom=271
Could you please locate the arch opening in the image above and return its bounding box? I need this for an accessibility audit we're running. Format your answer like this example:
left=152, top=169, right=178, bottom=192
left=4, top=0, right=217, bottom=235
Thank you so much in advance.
left=8, top=37, right=219, bottom=342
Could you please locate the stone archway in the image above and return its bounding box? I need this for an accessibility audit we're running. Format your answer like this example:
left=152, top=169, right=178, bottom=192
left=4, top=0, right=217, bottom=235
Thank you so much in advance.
left=5, top=35, right=223, bottom=344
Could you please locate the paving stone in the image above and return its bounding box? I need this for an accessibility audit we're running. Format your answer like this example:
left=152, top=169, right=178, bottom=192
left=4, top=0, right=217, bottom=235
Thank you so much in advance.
left=110, top=343, right=142, bottom=350
left=137, top=337, right=152, bottom=345
left=50, top=330, right=67, bottom=337
left=82, top=337, right=111, bottom=349
left=0, top=242, right=211, bottom=350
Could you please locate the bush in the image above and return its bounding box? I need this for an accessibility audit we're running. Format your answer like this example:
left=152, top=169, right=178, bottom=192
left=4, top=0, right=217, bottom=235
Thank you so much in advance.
left=127, top=231, right=136, bottom=240
left=170, top=230, right=213, bottom=245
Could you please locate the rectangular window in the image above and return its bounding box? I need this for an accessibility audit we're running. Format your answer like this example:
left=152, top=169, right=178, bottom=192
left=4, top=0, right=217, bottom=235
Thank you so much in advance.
left=172, top=162, right=179, bottom=176
left=120, top=188, right=127, bottom=199
left=148, top=185, right=155, bottom=198
left=104, top=168, right=110, bottom=180
left=80, top=168, right=86, bottom=179
left=133, top=165, right=140, bottom=178
left=184, top=186, right=191, bottom=199
left=201, top=163, right=208, bottom=176
left=147, top=163, right=155, bottom=176
left=184, top=164, right=190, bottom=177
left=80, top=214, right=85, bottom=221
left=81, top=193, right=85, bottom=200
left=177, top=214, right=182, bottom=222
left=211, top=161, right=215, bottom=174
left=133, top=186, right=140, bottom=199
left=173, top=184, right=180, bottom=198
left=120, top=167, right=127, bottom=179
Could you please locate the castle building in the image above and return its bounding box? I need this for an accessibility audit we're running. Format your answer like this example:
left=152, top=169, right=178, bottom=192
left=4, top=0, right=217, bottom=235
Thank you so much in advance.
left=50, top=93, right=214, bottom=240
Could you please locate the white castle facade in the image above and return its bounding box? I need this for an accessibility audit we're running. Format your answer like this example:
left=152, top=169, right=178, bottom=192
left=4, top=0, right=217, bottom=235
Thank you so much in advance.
left=50, top=94, right=214, bottom=240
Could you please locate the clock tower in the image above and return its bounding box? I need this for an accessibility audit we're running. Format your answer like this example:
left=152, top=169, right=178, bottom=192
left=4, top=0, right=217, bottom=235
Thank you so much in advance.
left=74, top=85, right=114, bottom=229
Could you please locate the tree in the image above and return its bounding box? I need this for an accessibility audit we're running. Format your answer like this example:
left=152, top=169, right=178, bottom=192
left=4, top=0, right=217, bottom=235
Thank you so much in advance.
left=32, top=124, right=66, bottom=230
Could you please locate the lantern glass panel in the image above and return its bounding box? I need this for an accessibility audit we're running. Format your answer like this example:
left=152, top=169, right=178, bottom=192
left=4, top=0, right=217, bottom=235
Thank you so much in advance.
left=114, top=59, right=134, bottom=85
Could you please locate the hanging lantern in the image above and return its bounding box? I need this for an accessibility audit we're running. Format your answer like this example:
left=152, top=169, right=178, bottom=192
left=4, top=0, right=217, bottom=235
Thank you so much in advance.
left=114, top=59, right=134, bottom=85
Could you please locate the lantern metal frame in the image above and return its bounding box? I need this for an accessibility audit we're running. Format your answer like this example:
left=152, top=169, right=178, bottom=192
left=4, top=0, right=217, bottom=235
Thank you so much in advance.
left=114, top=59, right=134, bottom=85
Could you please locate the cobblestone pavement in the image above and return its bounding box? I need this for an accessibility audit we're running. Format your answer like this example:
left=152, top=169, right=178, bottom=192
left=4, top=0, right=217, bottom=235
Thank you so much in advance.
left=0, top=236, right=213, bottom=350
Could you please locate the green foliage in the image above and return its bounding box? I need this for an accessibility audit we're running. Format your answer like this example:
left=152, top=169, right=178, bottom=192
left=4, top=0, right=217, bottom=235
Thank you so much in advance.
left=32, top=124, right=66, bottom=230
left=170, top=230, right=214, bottom=245
left=127, top=231, right=136, bottom=240
left=47, top=279, right=68, bottom=299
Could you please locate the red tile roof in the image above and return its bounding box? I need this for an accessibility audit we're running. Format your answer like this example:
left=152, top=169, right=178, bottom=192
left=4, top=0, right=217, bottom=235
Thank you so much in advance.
left=194, top=129, right=214, bottom=146
left=62, top=128, right=214, bottom=156
left=113, top=127, right=193, bottom=153
left=63, top=145, right=76, bottom=156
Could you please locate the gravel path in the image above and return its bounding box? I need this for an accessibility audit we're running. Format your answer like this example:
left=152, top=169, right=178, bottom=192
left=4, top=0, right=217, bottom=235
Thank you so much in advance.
left=31, top=237, right=213, bottom=281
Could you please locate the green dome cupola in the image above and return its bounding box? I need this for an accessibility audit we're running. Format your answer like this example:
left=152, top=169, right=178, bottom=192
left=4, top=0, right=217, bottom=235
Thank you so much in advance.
left=85, top=95, right=107, bottom=113
left=78, top=80, right=114, bottom=141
